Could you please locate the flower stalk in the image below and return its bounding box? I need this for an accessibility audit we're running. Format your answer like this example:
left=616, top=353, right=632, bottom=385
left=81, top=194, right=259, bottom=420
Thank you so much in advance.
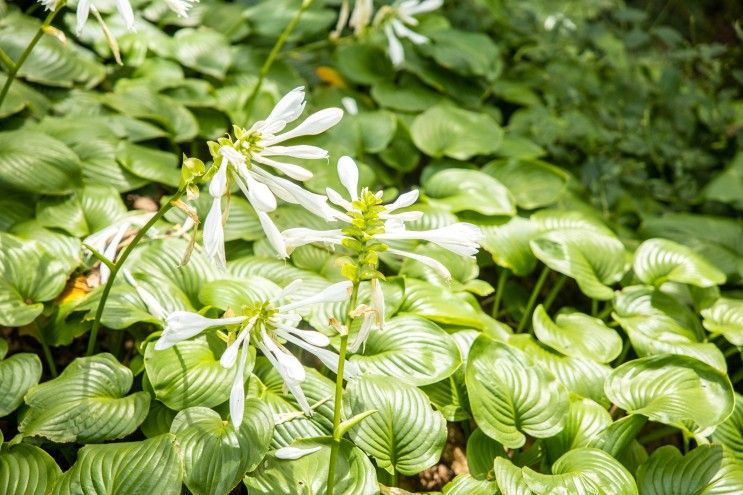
left=0, top=2, right=65, bottom=108
left=86, top=188, right=186, bottom=356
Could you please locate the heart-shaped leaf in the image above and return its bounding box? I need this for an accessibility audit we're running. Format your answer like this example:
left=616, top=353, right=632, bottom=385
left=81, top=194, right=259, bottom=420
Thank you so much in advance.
left=483, top=158, right=568, bottom=210
left=244, top=437, right=378, bottom=495
left=466, top=334, right=568, bottom=448
left=443, top=474, right=502, bottom=495
left=543, top=396, right=613, bottom=464
left=424, top=168, right=516, bottom=216
left=19, top=353, right=149, bottom=443
left=344, top=376, right=447, bottom=475
left=171, top=402, right=273, bottom=495
left=604, top=354, right=734, bottom=436
left=0, top=443, right=61, bottom=495
left=633, top=239, right=726, bottom=288
left=701, top=298, right=743, bottom=346
left=481, top=216, right=541, bottom=276
left=533, top=305, right=622, bottom=363
left=711, top=392, right=743, bottom=461
left=350, top=315, right=461, bottom=386
left=51, top=434, right=182, bottom=495
left=0, top=344, right=42, bottom=416
left=466, top=427, right=506, bottom=479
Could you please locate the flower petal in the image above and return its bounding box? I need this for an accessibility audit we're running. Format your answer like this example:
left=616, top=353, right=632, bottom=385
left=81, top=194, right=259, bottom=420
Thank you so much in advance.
left=268, top=108, right=343, bottom=144
left=229, top=336, right=250, bottom=428
left=384, top=189, right=419, bottom=212
left=155, top=312, right=248, bottom=350
left=384, top=24, right=405, bottom=67
left=209, top=159, right=229, bottom=197
left=203, top=198, right=226, bottom=269
left=122, top=269, right=166, bottom=320
left=387, top=247, right=452, bottom=280
left=114, top=0, right=135, bottom=31
left=257, top=211, right=288, bottom=259
left=264, top=86, right=306, bottom=127
left=337, top=155, right=359, bottom=200
left=275, top=445, right=322, bottom=460
left=279, top=280, right=352, bottom=312
left=252, top=155, right=314, bottom=181
left=261, top=145, right=329, bottom=160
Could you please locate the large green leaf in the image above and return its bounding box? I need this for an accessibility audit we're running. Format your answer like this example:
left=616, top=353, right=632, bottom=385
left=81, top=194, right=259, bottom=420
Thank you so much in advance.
left=443, top=474, right=502, bottom=495
left=483, top=158, right=568, bottom=210
left=344, top=376, right=447, bottom=475
left=0, top=346, right=42, bottom=416
left=0, top=232, right=69, bottom=327
left=116, top=142, right=180, bottom=187
left=51, top=434, right=183, bottom=495
left=613, top=285, right=726, bottom=371
left=481, top=216, right=541, bottom=276
left=350, top=315, right=461, bottom=386
left=701, top=298, right=743, bottom=346
left=711, top=392, right=743, bottom=461
left=10, top=221, right=82, bottom=275
left=411, top=104, right=504, bottom=160
left=19, top=353, right=149, bottom=443
left=494, top=457, right=532, bottom=495
left=424, top=168, right=516, bottom=216
left=244, top=437, right=378, bottom=495
left=636, top=445, right=743, bottom=495
left=604, top=354, right=734, bottom=436
left=0, top=73, right=50, bottom=119
left=0, top=130, right=82, bottom=195
left=522, top=448, right=638, bottom=495
left=543, top=396, right=612, bottom=464
left=421, top=29, right=501, bottom=79
left=466, top=427, right=506, bottom=479
left=466, top=334, right=569, bottom=448
left=172, top=27, right=233, bottom=78
left=36, top=184, right=127, bottom=237
left=533, top=305, right=622, bottom=363
left=144, top=334, right=252, bottom=411
left=530, top=228, right=628, bottom=300
left=334, top=43, right=394, bottom=85
left=633, top=239, right=726, bottom=288
left=0, top=443, right=61, bottom=495
left=171, top=402, right=273, bottom=495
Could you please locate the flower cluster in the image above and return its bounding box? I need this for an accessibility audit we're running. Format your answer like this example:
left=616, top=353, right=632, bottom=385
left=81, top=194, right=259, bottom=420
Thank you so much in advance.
left=125, top=86, right=481, bottom=427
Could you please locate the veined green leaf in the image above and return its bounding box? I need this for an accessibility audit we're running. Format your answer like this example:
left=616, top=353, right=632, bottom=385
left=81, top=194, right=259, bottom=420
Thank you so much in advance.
left=494, top=457, right=533, bottom=495
left=701, top=298, right=743, bottom=346
left=172, top=27, right=233, bottom=79
left=0, top=443, right=61, bottom=495
left=483, top=158, right=568, bottom=210
left=466, top=335, right=569, bottom=448
left=604, top=354, right=734, bottom=436
left=0, top=349, right=42, bottom=417
left=424, top=168, right=516, bottom=216
left=633, top=238, right=726, bottom=288
left=344, top=376, right=447, bottom=475
left=481, top=216, right=541, bottom=276
left=443, top=474, right=502, bottom=495
left=19, top=353, right=149, bottom=443
left=711, top=392, right=743, bottom=461
left=543, top=396, right=613, bottom=464
left=466, top=427, right=506, bottom=480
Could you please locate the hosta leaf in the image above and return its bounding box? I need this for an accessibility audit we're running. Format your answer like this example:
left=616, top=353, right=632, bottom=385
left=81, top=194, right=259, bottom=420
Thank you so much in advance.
left=530, top=209, right=616, bottom=236
left=371, top=77, right=441, bottom=112
left=701, top=298, right=743, bottom=346
left=633, top=239, right=726, bottom=288
left=424, top=168, right=516, bottom=216
left=533, top=305, right=622, bottom=363
left=199, top=277, right=280, bottom=310
left=422, top=329, right=477, bottom=421
left=509, top=334, right=610, bottom=406
left=251, top=359, right=336, bottom=448
left=443, top=474, right=502, bottom=495
left=0, top=232, right=69, bottom=327
left=604, top=354, right=734, bottom=436
left=481, top=216, right=541, bottom=276
left=483, top=158, right=568, bottom=210
left=244, top=437, right=378, bottom=495
left=19, top=353, right=149, bottom=443
left=587, top=414, right=648, bottom=459
left=229, top=257, right=329, bottom=303
left=334, top=43, right=394, bottom=85
left=0, top=73, right=49, bottom=119
left=51, top=434, right=182, bottom=495
left=522, top=447, right=638, bottom=495
left=494, top=457, right=533, bottom=495
left=140, top=399, right=177, bottom=438
left=172, top=27, right=233, bottom=78
left=0, top=443, right=61, bottom=495
left=466, top=335, right=569, bottom=448
left=0, top=350, right=42, bottom=416
left=0, top=130, right=81, bottom=195
left=36, top=184, right=127, bottom=237
left=636, top=445, right=743, bottom=495
left=350, top=315, right=461, bottom=386
left=354, top=110, right=398, bottom=153
left=613, top=285, right=726, bottom=371
left=466, top=427, right=506, bottom=479
left=10, top=221, right=82, bottom=274
left=116, top=142, right=180, bottom=187
left=411, top=104, right=504, bottom=160
left=711, top=392, right=743, bottom=461
left=344, top=376, right=447, bottom=475
left=171, top=402, right=273, bottom=495
left=422, top=29, right=501, bottom=78
left=543, top=396, right=613, bottom=464
left=530, top=228, right=628, bottom=300
left=144, top=334, right=253, bottom=411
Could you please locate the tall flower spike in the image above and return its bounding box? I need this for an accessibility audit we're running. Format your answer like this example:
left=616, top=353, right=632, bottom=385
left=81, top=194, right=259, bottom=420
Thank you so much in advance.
left=202, top=87, right=343, bottom=263
left=375, top=0, right=443, bottom=67
left=145, top=279, right=357, bottom=426
left=63, top=0, right=197, bottom=34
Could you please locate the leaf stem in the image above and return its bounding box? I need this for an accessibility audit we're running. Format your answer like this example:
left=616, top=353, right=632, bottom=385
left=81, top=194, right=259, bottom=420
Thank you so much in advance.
left=34, top=322, right=58, bottom=377
left=244, top=0, right=314, bottom=116
left=326, top=280, right=359, bottom=495
left=516, top=265, right=550, bottom=333
left=591, top=299, right=599, bottom=317
left=0, top=3, right=65, bottom=108
left=86, top=189, right=185, bottom=356
left=491, top=269, right=509, bottom=318
left=542, top=273, right=566, bottom=313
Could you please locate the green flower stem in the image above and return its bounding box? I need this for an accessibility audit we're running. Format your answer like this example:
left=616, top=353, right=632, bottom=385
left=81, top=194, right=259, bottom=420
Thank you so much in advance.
left=591, top=298, right=599, bottom=317
left=491, top=269, right=509, bottom=318
left=0, top=2, right=65, bottom=108
left=326, top=280, right=360, bottom=495
left=34, top=322, right=58, bottom=377
left=542, top=273, right=567, bottom=313
left=86, top=189, right=186, bottom=356
left=516, top=265, right=550, bottom=333
left=244, top=0, right=314, bottom=115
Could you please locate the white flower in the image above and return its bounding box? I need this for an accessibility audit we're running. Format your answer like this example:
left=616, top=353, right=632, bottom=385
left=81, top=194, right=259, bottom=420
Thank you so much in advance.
left=38, top=0, right=58, bottom=10
left=376, top=0, right=443, bottom=67
left=202, top=87, right=343, bottom=263
left=148, top=279, right=356, bottom=427
left=341, top=97, right=359, bottom=115
left=76, top=0, right=135, bottom=34
left=349, top=0, right=374, bottom=33
left=122, top=270, right=166, bottom=320
left=163, top=0, right=198, bottom=17
left=275, top=445, right=322, bottom=459
left=83, top=211, right=155, bottom=284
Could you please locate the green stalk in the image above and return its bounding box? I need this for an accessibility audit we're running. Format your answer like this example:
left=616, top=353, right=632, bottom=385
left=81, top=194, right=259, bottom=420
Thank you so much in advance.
left=34, top=322, right=58, bottom=377
left=491, top=269, right=509, bottom=318
left=86, top=189, right=185, bottom=356
left=516, top=265, right=550, bottom=333
left=0, top=3, right=65, bottom=108
left=591, top=298, right=599, bottom=317
left=542, top=274, right=567, bottom=313
left=244, top=0, right=314, bottom=116
left=326, top=281, right=359, bottom=495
